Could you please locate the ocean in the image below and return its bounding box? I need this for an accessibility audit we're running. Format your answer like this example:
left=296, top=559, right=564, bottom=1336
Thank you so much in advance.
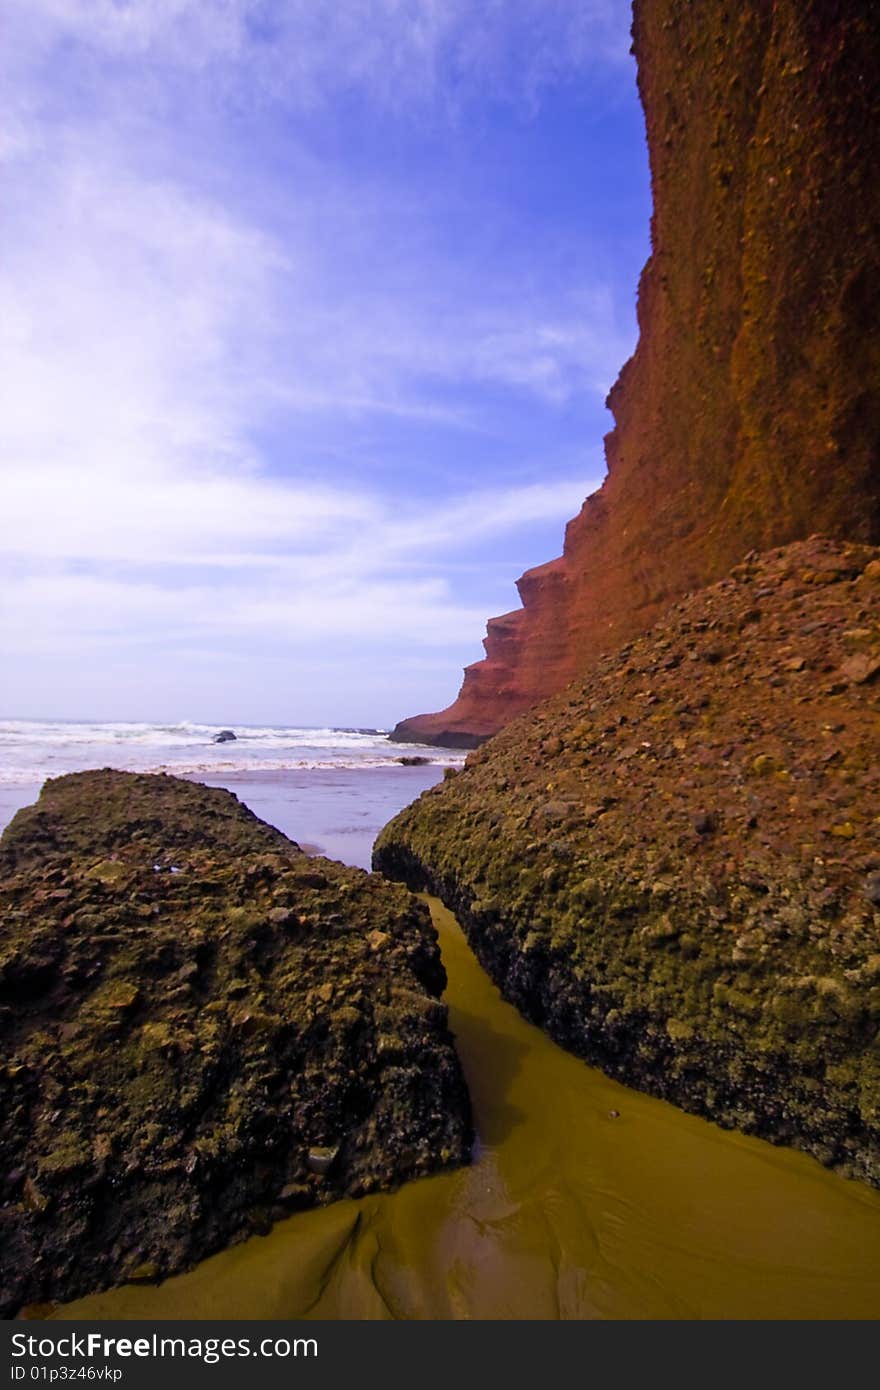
left=0, top=719, right=463, bottom=869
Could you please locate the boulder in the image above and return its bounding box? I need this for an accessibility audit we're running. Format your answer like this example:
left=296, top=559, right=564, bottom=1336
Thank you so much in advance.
left=0, top=771, right=471, bottom=1315
left=376, top=539, right=880, bottom=1185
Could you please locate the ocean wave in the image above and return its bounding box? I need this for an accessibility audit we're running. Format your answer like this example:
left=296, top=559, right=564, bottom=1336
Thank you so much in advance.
left=0, top=720, right=393, bottom=750
left=0, top=758, right=457, bottom=787
left=0, top=719, right=464, bottom=787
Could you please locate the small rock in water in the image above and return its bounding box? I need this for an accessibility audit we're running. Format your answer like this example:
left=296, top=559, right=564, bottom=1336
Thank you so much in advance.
left=212, top=729, right=237, bottom=743
left=307, top=1146, right=340, bottom=1176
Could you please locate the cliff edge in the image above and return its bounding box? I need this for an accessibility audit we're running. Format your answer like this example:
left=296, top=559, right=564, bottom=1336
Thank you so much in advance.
left=394, top=0, right=880, bottom=747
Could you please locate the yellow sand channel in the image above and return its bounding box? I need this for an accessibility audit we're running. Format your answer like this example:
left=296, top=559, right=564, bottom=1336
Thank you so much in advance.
left=57, top=899, right=880, bottom=1320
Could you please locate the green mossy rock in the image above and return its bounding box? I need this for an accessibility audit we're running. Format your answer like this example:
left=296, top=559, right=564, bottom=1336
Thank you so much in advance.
left=0, top=771, right=471, bottom=1315
left=376, top=538, right=880, bottom=1185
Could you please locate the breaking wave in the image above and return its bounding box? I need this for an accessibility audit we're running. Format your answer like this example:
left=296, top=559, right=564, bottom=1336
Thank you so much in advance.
left=0, top=719, right=462, bottom=786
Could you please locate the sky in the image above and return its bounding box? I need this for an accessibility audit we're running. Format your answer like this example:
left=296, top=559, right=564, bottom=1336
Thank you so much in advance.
left=1, top=0, right=650, bottom=728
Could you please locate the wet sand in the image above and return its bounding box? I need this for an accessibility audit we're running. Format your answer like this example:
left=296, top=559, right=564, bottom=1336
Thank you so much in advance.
left=182, top=767, right=445, bottom=871
left=0, top=783, right=42, bottom=835
left=56, top=897, right=880, bottom=1321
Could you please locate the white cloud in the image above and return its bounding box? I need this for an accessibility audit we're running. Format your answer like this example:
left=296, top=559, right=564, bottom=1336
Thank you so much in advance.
left=468, top=303, right=628, bottom=403
left=0, top=459, right=601, bottom=714
left=0, top=137, right=617, bottom=564
left=1, top=569, right=491, bottom=654
left=0, top=0, right=638, bottom=721
left=7, top=1, right=632, bottom=108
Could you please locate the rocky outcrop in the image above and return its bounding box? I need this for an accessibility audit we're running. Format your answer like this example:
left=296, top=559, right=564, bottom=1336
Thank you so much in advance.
left=377, top=539, right=880, bottom=1182
left=0, top=771, right=471, bottom=1316
left=394, top=0, right=880, bottom=747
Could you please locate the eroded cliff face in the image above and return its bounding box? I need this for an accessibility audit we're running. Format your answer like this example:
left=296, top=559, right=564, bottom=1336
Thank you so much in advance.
left=395, top=0, right=880, bottom=747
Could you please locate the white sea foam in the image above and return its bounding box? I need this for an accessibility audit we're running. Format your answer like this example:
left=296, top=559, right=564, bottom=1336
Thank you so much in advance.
left=0, top=719, right=464, bottom=786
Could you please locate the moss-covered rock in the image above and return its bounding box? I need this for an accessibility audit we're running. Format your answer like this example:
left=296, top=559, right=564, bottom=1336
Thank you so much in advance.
left=0, top=771, right=471, bottom=1315
left=376, top=538, right=880, bottom=1184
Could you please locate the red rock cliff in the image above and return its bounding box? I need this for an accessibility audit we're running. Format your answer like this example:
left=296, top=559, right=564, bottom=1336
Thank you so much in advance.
left=394, top=0, right=880, bottom=747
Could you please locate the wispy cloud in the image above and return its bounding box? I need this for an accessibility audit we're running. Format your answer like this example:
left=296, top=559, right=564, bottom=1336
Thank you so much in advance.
left=1, top=0, right=642, bottom=722
left=8, top=0, right=632, bottom=108
left=0, top=146, right=614, bottom=562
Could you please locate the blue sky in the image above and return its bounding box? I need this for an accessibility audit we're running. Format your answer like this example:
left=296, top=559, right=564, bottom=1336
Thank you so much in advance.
left=2, top=0, right=649, bottom=728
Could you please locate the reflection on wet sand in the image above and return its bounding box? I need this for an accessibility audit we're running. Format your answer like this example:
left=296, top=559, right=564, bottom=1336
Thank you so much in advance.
left=57, top=899, right=880, bottom=1320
